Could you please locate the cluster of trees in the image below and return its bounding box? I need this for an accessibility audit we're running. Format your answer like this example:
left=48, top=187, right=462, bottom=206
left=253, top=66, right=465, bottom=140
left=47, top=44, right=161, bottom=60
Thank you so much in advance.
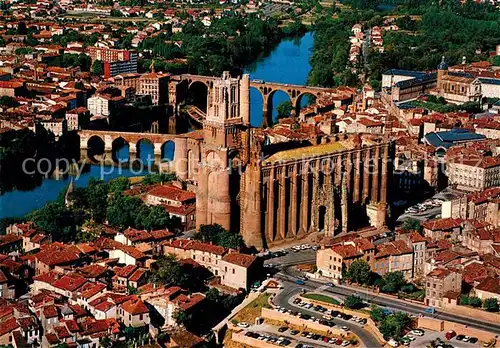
left=194, top=223, right=244, bottom=250
left=366, top=3, right=500, bottom=83
left=344, top=259, right=415, bottom=294
left=409, top=100, right=482, bottom=114
left=27, top=174, right=181, bottom=242
left=136, top=15, right=304, bottom=76
left=47, top=53, right=92, bottom=72
left=460, top=295, right=499, bottom=312
left=371, top=305, right=412, bottom=339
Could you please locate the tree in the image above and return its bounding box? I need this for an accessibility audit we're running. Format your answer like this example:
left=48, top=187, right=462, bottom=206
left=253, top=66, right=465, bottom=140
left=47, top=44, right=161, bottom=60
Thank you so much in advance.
left=0, top=96, right=19, bottom=108
left=469, top=296, right=482, bottom=308
left=401, top=218, right=422, bottom=232
left=276, top=101, right=293, bottom=119
left=483, top=298, right=499, bottom=312
left=344, top=295, right=363, bottom=309
left=28, top=202, right=75, bottom=242
left=381, top=271, right=407, bottom=293
left=141, top=172, right=176, bottom=185
left=91, top=60, right=104, bottom=76
left=172, top=308, right=193, bottom=327
left=108, top=177, right=130, bottom=194
left=370, top=305, right=386, bottom=322
left=135, top=205, right=173, bottom=231
left=345, top=259, right=371, bottom=285
left=195, top=224, right=244, bottom=249
left=85, top=178, right=109, bottom=222
left=379, top=312, right=411, bottom=339
left=205, top=288, right=221, bottom=303
left=106, top=195, right=143, bottom=228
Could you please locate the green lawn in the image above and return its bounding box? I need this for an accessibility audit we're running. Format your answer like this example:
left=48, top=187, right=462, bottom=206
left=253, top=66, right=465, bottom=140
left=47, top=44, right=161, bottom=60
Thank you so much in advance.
left=232, top=293, right=272, bottom=323
left=302, top=293, right=341, bottom=305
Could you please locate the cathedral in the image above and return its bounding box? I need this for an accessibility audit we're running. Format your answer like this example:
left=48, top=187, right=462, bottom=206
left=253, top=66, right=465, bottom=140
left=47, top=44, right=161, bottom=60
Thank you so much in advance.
left=195, top=72, right=394, bottom=249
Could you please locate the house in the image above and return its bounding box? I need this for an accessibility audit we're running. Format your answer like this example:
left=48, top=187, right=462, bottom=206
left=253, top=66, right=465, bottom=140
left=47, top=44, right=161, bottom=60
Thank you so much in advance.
left=374, top=240, right=414, bottom=279
left=424, top=267, right=462, bottom=308
left=422, top=218, right=462, bottom=240
left=141, top=285, right=205, bottom=328
left=316, top=244, right=362, bottom=282
left=473, top=276, right=500, bottom=301
left=219, top=252, right=258, bottom=291
left=119, top=297, right=150, bottom=328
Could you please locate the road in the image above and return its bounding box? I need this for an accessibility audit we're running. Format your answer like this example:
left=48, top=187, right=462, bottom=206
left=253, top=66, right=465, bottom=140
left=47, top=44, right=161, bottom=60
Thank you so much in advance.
left=276, top=274, right=500, bottom=336
left=273, top=280, right=382, bottom=348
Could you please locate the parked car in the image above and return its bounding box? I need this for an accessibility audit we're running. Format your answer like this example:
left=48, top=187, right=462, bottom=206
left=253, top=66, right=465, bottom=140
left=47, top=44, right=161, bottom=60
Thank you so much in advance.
left=278, top=327, right=288, bottom=333
left=456, top=335, right=465, bottom=341
left=469, top=337, right=478, bottom=343
left=388, top=339, right=399, bottom=347
left=410, top=329, right=425, bottom=336
left=445, top=330, right=456, bottom=340
left=326, top=282, right=334, bottom=287
left=237, top=322, right=249, bottom=328
left=295, top=279, right=305, bottom=285
left=290, top=330, right=299, bottom=335
left=341, top=326, right=349, bottom=331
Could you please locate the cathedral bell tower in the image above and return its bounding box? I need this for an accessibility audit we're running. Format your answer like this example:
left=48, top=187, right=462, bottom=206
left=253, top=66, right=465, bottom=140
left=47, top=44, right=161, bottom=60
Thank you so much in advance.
left=196, top=72, right=250, bottom=232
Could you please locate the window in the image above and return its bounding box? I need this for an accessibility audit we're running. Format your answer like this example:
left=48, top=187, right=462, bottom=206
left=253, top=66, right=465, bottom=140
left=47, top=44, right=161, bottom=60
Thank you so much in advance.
left=140, top=314, right=143, bottom=320
left=233, top=268, right=235, bottom=274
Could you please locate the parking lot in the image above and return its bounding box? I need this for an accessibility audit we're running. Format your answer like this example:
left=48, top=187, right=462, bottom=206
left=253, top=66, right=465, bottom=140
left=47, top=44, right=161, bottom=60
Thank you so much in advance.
left=242, top=321, right=357, bottom=348
left=261, top=245, right=316, bottom=269
left=409, top=330, right=481, bottom=347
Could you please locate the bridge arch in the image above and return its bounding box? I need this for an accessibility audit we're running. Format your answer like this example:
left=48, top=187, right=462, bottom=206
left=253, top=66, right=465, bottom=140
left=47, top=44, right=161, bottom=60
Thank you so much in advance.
left=249, top=86, right=264, bottom=127
left=161, top=140, right=175, bottom=162
left=87, top=135, right=105, bottom=161
left=264, top=89, right=293, bottom=126
left=296, top=92, right=318, bottom=118
left=136, top=138, right=155, bottom=166
left=111, top=137, right=129, bottom=164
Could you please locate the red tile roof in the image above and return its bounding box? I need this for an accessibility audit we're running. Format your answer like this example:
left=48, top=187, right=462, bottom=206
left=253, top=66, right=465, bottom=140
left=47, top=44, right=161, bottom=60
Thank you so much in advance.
left=422, top=218, right=463, bottom=231
left=222, top=252, right=256, bottom=268
left=35, top=243, right=81, bottom=266
left=0, top=317, right=19, bottom=337
left=53, top=325, right=71, bottom=339
left=123, top=227, right=152, bottom=243
left=114, top=264, right=137, bottom=278
left=150, top=229, right=173, bottom=240
left=147, top=184, right=196, bottom=203
left=172, top=293, right=205, bottom=311
left=52, top=272, right=88, bottom=292
left=129, top=268, right=147, bottom=282
left=43, top=305, right=58, bottom=318
left=331, top=244, right=362, bottom=259
left=120, top=297, right=149, bottom=315
left=475, top=277, right=500, bottom=295
left=79, top=282, right=107, bottom=300
left=427, top=268, right=451, bottom=279
left=77, top=264, right=108, bottom=279
left=165, top=239, right=227, bottom=255
left=462, top=262, right=492, bottom=284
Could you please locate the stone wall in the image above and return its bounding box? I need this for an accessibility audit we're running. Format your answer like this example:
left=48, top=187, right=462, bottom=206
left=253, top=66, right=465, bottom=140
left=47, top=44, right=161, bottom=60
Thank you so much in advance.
left=417, top=317, right=496, bottom=342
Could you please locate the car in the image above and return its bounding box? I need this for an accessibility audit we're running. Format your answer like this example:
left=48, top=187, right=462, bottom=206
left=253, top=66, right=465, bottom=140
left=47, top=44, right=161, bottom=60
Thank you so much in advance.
left=331, top=310, right=340, bottom=317
left=343, top=314, right=353, bottom=320
left=425, top=307, right=436, bottom=314
left=312, top=334, right=321, bottom=340
left=329, top=338, right=337, bottom=344
left=280, top=339, right=291, bottom=346
left=456, top=335, right=465, bottom=341
left=342, top=340, right=350, bottom=346
left=322, top=314, right=333, bottom=320
left=237, top=322, right=249, bottom=328
left=293, top=298, right=301, bottom=304
left=469, top=337, right=478, bottom=344
left=301, top=331, right=309, bottom=337
left=341, top=326, right=349, bottom=331
left=300, top=314, right=310, bottom=320
left=245, top=332, right=253, bottom=337
left=290, top=330, right=299, bottom=335
left=410, top=329, right=425, bottom=336
left=445, top=330, right=456, bottom=340
left=278, top=327, right=288, bottom=333
left=290, top=311, right=299, bottom=316
left=326, top=282, right=334, bottom=287
left=319, top=319, right=328, bottom=326
left=326, top=321, right=335, bottom=327
left=463, top=336, right=471, bottom=342
left=319, top=307, right=327, bottom=313
left=359, top=318, right=367, bottom=325
left=295, top=279, right=305, bottom=285
left=304, top=303, right=313, bottom=309
left=295, top=345, right=303, bottom=348
left=388, top=339, right=399, bottom=347
left=306, top=333, right=314, bottom=339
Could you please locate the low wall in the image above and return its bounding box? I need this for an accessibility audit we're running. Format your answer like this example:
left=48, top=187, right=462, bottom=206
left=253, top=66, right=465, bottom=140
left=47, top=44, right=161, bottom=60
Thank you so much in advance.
left=417, top=317, right=496, bottom=342
left=231, top=332, right=277, bottom=348
left=442, top=304, right=500, bottom=325
left=417, top=317, right=443, bottom=332
left=261, top=308, right=343, bottom=334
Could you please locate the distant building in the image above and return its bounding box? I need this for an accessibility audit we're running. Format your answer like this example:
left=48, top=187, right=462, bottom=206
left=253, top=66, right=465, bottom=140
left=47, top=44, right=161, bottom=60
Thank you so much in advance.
left=87, top=94, right=125, bottom=118
left=86, top=47, right=137, bottom=79
left=447, top=156, right=500, bottom=192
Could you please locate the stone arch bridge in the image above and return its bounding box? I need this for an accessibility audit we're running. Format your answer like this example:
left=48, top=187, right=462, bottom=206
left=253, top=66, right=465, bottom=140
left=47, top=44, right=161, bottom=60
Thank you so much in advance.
left=171, top=74, right=337, bottom=126
left=78, top=130, right=203, bottom=180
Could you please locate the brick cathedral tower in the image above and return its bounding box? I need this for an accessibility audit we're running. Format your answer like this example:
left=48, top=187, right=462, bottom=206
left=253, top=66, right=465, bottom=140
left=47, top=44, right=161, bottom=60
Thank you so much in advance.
left=196, top=72, right=250, bottom=232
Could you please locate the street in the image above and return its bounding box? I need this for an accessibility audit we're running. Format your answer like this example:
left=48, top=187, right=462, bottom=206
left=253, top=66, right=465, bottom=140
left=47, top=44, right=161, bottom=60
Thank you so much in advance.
left=275, top=273, right=500, bottom=336
left=273, top=281, right=383, bottom=348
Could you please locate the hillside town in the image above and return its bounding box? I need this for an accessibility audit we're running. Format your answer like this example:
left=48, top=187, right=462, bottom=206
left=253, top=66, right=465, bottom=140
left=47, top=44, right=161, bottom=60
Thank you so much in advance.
left=2, top=0, right=500, bottom=347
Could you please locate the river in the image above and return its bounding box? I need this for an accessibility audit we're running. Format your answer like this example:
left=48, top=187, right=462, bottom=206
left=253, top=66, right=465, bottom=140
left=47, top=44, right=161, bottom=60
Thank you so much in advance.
left=0, top=32, right=314, bottom=221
